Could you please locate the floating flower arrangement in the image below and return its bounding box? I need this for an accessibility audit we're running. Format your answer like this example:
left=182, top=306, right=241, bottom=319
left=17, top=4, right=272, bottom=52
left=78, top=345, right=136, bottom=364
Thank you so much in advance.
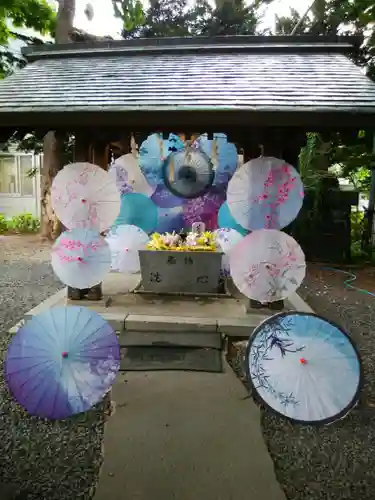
left=147, top=231, right=217, bottom=252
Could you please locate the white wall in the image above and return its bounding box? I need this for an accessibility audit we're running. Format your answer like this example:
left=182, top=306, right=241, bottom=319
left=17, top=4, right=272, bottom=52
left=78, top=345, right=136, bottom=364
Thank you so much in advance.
left=0, top=153, right=42, bottom=219
left=0, top=193, right=40, bottom=218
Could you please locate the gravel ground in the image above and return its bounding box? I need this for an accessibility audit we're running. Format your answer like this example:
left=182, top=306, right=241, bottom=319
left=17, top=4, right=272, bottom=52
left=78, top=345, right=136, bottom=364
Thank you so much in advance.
left=0, top=235, right=106, bottom=500
left=229, top=263, right=375, bottom=500
left=4, top=235, right=375, bottom=499
left=0, top=235, right=62, bottom=334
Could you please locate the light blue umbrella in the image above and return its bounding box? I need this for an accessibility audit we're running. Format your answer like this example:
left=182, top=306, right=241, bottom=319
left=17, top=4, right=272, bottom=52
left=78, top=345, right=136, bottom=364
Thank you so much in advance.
left=194, top=133, right=238, bottom=185
left=51, top=228, right=111, bottom=289
left=139, top=133, right=185, bottom=187
left=247, top=312, right=362, bottom=424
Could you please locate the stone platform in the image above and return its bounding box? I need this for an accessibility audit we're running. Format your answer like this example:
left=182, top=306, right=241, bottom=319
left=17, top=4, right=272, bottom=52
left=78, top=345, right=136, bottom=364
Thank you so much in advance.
left=24, top=272, right=313, bottom=339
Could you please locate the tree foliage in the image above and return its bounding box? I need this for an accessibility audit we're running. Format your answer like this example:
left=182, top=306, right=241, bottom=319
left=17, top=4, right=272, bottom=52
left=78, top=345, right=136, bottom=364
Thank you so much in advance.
left=0, top=0, right=55, bottom=77
left=202, top=0, right=259, bottom=36
left=113, top=0, right=269, bottom=39
left=274, top=0, right=375, bottom=196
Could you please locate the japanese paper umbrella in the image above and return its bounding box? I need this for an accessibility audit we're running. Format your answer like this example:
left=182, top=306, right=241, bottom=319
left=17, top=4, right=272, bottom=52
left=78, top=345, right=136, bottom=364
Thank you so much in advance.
left=229, top=229, right=306, bottom=303
left=218, top=201, right=249, bottom=236
left=108, top=154, right=155, bottom=197
left=52, top=162, right=120, bottom=232
left=105, top=224, right=149, bottom=273
left=183, top=187, right=225, bottom=230
left=214, top=228, right=243, bottom=254
left=246, top=311, right=362, bottom=424
left=213, top=228, right=244, bottom=276
left=227, top=157, right=304, bottom=231
left=51, top=228, right=111, bottom=289
left=163, top=148, right=214, bottom=199
left=5, top=306, right=120, bottom=420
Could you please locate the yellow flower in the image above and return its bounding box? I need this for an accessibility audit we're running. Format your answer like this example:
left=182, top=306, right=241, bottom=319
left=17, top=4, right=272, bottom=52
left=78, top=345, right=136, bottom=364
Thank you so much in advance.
left=147, top=230, right=218, bottom=252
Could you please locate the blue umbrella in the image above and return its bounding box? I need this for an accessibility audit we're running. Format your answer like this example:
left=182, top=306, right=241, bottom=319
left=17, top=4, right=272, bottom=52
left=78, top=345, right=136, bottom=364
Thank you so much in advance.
left=139, top=133, right=165, bottom=187
left=115, top=193, right=158, bottom=233
left=157, top=207, right=185, bottom=233
left=5, top=306, right=120, bottom=420
left=165, top=133, right=185, bottom=154
left=194, top=133, right=238, bottom=186
left=246, top=311, right=362, bottom=425
left=218, top=202, right=249, bottom=236
left=163, top=149, right=214, bottom=199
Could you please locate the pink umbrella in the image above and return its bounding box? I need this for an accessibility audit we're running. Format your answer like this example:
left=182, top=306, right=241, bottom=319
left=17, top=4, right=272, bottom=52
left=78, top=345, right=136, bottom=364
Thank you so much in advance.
left=226, top=157, right=304, bottom=231
left=229, top=229, right=306, bottom=303
left=52, top=162, right=120, bottom=232
left=183, top=187, right=225, bottom=230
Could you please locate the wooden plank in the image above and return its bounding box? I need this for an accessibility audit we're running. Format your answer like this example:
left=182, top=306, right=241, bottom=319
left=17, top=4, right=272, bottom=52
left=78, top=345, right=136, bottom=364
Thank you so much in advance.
left=118, top=330, right=222, bottom=349
left=120, top=346, right=223, bottom=372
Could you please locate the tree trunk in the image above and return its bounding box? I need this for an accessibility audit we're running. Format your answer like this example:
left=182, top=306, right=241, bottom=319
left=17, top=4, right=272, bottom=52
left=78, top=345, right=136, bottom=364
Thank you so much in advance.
left=56, top=0, right=76, bottom=43
left=41, top=0, right=76, bottom=240
left=40, top=131, right=65, bottom=240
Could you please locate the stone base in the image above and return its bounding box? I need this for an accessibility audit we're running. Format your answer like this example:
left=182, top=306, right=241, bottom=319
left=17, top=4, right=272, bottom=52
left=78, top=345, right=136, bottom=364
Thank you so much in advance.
left=67, top=283, right=103, bottom=301
left=138, top=249, right=223, bottom=294
left=249, top=299, right=284, bottom=311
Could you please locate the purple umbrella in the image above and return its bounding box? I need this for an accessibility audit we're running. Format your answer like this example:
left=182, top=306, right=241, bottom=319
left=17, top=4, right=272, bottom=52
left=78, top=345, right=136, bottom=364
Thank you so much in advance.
left=183, top=187, right=226, bottom=230
left=5, top=306, right=120, bottom=420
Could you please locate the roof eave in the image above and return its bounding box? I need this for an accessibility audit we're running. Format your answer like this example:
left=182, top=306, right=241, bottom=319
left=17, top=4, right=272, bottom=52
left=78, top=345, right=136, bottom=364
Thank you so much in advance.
left=0, top=108, right=374, bottom=129
left=21, top=34, right=363, bottom=61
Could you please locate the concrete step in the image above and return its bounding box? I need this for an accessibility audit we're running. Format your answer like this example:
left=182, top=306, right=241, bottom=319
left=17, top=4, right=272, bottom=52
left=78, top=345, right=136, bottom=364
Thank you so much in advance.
left=119, top=346, right=223, bottom=372
left=123, top=314, right=270, bottom=338
left=23, top=280, right=312, bottom=341
left=119, top=330, right=222, bottom=349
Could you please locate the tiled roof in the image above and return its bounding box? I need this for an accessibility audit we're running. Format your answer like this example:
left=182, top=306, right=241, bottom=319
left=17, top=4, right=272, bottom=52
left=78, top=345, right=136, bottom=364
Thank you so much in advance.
left=0, top=35, right=374, bottom=123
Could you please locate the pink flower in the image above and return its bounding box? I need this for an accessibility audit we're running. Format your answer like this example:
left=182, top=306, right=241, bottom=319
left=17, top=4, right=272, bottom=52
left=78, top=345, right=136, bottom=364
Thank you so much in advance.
left=264, top=263, right=281, bottom=277
left=246, top=271, right=259, bottom=285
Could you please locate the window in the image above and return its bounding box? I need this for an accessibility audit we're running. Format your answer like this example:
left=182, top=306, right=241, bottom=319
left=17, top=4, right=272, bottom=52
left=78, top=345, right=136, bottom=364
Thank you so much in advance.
left=19, top=156, right=34, bottom=196
left=0, top=154, right=36, bottom=196
left=0, top=156, right=18, bottom=194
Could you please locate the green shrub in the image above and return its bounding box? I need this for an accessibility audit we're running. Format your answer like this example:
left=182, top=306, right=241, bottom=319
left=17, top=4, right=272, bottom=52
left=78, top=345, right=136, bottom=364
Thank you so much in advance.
left=0, top=213, right=7, bottom=233
left=350, top=210, right=364, bottom=244
left=350, top=210, right=375, bottom=263
left=8, top=213, right=40, bottom=233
